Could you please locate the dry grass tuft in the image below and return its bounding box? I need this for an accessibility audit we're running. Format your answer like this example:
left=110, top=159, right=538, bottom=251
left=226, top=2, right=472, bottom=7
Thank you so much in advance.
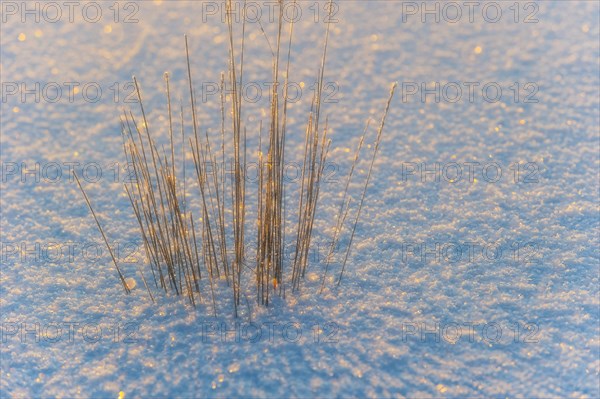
left=76, top=0, right=396, bottom=317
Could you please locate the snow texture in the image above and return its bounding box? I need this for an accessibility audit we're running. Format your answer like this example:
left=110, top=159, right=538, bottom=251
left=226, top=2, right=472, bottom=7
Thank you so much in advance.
left=1, top=1, right=599, bottom=398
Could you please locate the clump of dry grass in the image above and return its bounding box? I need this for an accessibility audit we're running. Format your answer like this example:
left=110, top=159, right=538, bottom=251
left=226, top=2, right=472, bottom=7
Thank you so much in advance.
left=77, top=0, right=396, bottom=317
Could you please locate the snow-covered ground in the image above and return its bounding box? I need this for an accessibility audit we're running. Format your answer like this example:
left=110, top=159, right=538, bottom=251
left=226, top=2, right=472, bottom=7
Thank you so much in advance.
left=1, top=1, right=599, bottom=397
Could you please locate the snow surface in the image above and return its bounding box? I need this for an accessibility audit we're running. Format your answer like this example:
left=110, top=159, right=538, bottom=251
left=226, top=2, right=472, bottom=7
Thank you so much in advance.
left=1, top=1, right=599, bottom=398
